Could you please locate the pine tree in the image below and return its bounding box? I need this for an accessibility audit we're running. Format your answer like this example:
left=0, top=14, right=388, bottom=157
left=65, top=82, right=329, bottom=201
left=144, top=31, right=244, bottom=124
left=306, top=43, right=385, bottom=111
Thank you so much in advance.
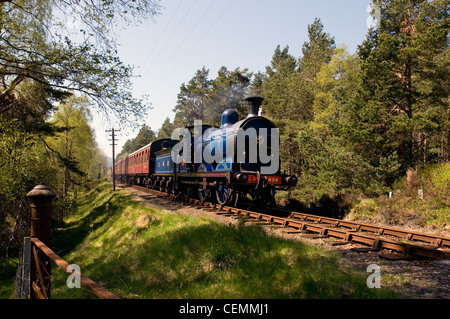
left=262, top=45, right=297, bottom=120
left=300, top=18, right=336, bottom=82
left=157, top=117, right=175, bottom=139
left=206, top=66, right=252, bottom=125
left=173, top=67, right=211, bottom=127
left=354, top=0, right=449, bottom=171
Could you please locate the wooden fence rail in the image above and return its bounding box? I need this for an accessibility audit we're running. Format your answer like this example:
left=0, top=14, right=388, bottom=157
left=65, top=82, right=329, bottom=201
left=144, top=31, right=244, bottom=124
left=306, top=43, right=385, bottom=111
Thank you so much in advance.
left=15, top=184, right=119, bottom=299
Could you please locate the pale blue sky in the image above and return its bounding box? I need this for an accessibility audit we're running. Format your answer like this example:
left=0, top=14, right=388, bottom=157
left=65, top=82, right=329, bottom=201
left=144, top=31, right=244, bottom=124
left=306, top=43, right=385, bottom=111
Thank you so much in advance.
left=95, top=0, right=373, bottom=157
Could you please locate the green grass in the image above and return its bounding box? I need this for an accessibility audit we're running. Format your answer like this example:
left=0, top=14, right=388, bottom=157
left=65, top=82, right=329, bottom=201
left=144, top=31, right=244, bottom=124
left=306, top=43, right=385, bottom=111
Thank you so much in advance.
left=48, top=181, right=397, bottom=299
left=348, top=163, right=450, bottom=232
left=0, top=259, right=18, bottom=299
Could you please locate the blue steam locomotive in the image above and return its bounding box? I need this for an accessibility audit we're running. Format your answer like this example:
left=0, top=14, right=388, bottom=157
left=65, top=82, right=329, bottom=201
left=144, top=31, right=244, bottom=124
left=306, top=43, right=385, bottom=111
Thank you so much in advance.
left=115, top=97, right=297, bottom=206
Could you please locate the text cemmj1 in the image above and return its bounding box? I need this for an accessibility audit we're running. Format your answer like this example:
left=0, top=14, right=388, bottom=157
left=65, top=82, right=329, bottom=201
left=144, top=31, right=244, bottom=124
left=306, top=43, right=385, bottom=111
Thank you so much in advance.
left=179, top=303, right=269, bottom=316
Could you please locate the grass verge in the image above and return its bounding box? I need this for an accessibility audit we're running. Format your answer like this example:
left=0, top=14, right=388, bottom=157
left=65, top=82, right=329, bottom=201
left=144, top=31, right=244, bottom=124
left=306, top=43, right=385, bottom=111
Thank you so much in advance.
left=347, top=164, right=450, bottom=233
left=49, top=181, right=397, bottom=299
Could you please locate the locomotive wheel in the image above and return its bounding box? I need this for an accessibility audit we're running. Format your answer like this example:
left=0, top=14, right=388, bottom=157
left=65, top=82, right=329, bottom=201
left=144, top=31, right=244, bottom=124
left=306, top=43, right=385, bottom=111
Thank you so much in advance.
left=183, top=185, right=193, bottom=198
left=216, top=182, right=233, bottom=206
left=198, top=188, right=210, bottom=202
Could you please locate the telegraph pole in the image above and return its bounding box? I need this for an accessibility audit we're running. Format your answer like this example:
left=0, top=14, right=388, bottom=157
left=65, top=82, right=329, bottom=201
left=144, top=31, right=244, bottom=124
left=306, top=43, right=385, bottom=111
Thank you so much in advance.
left=106, top=128, right=120, bottom=191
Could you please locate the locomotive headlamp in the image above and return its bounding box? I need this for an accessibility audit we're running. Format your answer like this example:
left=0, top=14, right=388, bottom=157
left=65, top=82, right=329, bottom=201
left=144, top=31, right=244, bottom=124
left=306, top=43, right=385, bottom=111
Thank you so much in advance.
left=235, top=173, right=249, bottom=183
left=285, top=175, right=298, bottom=186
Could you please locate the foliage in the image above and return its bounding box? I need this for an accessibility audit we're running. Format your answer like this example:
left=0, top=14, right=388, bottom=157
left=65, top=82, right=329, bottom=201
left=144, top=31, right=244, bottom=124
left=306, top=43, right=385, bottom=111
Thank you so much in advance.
left=353, top=0, right=449, bottom=169
left=46, top=95, right=108, bottom=195
left=173, top=67, right=212, bottom=127
left=165, top=5, right=449, bottom=207
left=0, top=0, right=160, bottom=261
left=173, top=66, right=254, bottom=127
left=256, top=5, right=447, bottom=204
left=0, top=93, right=107, bottom=261
left=0, top=117, right=56, bottom=263
left=0, top=0, right=161, bottom=124
left=261, top=18, right=339, bottom=190
left=206, top=67, right=252, bottom=126
left=157, top=117, right=175, bottom=139
left=299, top=18, right=336, bottom=80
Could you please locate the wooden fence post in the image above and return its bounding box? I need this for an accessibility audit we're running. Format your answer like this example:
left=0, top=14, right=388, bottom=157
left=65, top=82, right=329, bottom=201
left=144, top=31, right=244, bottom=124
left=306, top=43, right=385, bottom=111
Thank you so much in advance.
left=26, top=184, right=56, bottom=299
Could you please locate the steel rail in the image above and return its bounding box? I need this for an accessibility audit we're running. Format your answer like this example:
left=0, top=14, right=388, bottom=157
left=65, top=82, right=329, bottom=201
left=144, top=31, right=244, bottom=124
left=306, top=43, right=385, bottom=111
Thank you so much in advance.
left=285, top=211, right=450, bottom=248
left=128, top=185, right=450, bottom=260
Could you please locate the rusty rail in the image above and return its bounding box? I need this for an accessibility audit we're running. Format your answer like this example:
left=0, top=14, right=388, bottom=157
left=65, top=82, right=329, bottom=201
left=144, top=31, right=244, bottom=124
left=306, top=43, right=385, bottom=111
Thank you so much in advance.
left=129, top=184, right=450, bottom=261
left=287, top=211, right=450, bottom=248
left=228, top=209, right=450, bottom=260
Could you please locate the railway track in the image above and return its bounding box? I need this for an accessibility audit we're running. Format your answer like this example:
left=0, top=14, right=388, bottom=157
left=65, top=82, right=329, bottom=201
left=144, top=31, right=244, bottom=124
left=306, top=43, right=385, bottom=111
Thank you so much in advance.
left=125, top=184, right=450, bottom=261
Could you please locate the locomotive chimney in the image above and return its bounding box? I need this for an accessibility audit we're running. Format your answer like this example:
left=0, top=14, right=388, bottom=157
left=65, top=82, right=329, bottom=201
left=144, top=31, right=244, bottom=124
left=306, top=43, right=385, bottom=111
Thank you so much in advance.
left=245, top=96, right=264, bottom=118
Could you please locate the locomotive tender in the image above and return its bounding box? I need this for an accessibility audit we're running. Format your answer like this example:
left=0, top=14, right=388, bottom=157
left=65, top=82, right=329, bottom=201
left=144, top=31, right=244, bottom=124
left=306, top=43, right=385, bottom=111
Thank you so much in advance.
left=115, top=97, right=297, bottom=206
